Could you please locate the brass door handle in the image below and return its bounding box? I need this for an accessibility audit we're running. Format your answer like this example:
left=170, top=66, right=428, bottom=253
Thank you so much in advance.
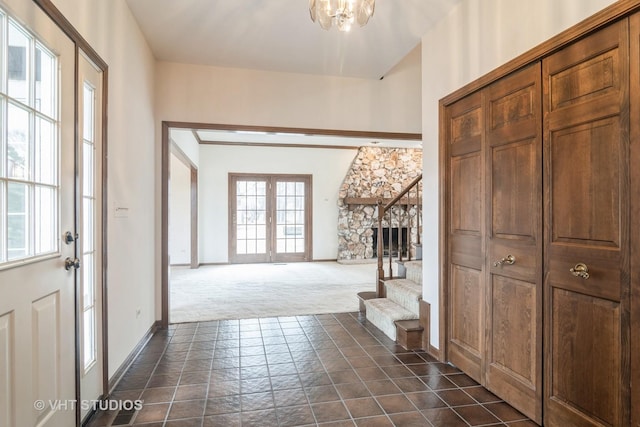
left=570, top=263, right=589, bottom=279
left=493, top=254, right=516, bottom=267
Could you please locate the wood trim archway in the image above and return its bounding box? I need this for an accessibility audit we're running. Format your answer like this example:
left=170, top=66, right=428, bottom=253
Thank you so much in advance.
left=160, top=121, right=422, bottom=328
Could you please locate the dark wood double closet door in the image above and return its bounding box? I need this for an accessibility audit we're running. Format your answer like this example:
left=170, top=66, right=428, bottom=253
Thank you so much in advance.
left=444, top=18, right=631, bottom=426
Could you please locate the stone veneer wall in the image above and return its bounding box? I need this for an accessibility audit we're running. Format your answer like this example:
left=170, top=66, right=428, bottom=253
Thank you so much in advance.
left=337, top=146, right=422, bottom=260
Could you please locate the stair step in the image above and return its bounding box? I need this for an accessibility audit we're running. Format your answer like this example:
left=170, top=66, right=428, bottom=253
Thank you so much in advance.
left=357, top=291, right=377, bottom=313
left=414, top=244, right=422, bottom=260
left=385, top=279, right=421, bottom=316
left=395, top=319, right=422, bottom=331
left=403, top=261, right=422, bottom=285
left=395, top=319, right=423, bottom=350
left=365, top=298, right=417, bottom=341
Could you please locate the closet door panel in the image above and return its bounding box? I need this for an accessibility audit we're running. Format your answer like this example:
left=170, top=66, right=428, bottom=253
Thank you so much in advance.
left=446, top=92, right=485, bottom=382
left=485, top=63, right=543, bottom=423
left=543, top=19, right=630, bottom=427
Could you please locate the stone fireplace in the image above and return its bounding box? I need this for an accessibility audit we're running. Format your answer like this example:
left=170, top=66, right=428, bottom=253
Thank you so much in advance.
left=337, top=146, right=422, bottom=260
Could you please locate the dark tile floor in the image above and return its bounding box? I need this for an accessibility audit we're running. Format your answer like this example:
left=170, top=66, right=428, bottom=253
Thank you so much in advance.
left=86, top=312, right=536, bottom=427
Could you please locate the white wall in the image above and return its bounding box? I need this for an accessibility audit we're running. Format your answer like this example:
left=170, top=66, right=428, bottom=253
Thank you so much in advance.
left=421, top=0, right=618, bottom=349
left=155, top=42, right=423, bottom=262
left=169, top=154, right=191, bottom=265
left=50, top=0, right=157, bottom=377
left=155, top=44, right=422, bottom=133
left=199, top=145, right=357, bottom=262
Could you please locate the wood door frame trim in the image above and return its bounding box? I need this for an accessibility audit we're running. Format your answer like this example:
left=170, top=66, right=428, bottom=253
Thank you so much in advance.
left=629, top=13, right=640, bottom=427
left=169, top=142, right=199, bottom=269
left=167, top=121, right=422, bottom=142
left=32, top=1, right=110, bottom=423
left=162, top=121, right=401, bottom=327
left=438, top=0, right=640, bottom=366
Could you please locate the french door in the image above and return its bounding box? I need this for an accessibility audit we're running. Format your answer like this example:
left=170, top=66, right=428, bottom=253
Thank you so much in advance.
left=229, top=174, right=311, bottom=263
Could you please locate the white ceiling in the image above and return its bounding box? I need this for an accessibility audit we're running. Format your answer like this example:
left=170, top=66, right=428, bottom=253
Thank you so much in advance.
left=129, top=0, right=461, bottom=146
left=125, top=0, right=462, bottom=79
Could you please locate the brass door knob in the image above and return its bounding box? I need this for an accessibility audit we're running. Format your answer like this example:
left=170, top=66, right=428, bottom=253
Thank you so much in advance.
left=570, top=263, right=589, bottom=279
left=493, top=254, right=516, bottom=267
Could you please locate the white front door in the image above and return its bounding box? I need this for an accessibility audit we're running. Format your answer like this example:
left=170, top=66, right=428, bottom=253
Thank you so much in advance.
left=0, top=1, right=77, bottom=426
left=78, top=51, right=104, bottom=423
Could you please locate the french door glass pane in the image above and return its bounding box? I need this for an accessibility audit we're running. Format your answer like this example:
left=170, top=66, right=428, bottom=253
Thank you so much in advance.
left=236, top=180, right=267, bottom=255
left=275, top=180, right=305, bottom=254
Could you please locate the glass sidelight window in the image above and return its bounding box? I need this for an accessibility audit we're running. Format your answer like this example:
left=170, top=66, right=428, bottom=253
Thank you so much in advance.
left=0, top=14, right=58, bottom=265
left=81, top=81, right=97, bottom=370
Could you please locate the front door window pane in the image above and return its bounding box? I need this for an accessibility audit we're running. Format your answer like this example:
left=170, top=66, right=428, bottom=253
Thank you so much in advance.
left=34, top=186, right=55, bottom=253
left=8, top=21, right=29, bottom=102
left=7, top=103, right=29, bottom=179
left=1, top=15, right=58, bottom=266
left=7, top=182, right=28, bottom=260
left=35, top=43, right=55, bottom=117
left=35, top=117, right=56, bottom=184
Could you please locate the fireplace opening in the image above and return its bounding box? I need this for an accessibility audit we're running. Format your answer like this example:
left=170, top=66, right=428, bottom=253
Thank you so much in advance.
left=372, top=227, right=408, bottom=258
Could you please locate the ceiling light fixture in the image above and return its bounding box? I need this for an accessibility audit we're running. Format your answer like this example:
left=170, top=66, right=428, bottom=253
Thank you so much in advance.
left=309, top=0, right=375, bottom=32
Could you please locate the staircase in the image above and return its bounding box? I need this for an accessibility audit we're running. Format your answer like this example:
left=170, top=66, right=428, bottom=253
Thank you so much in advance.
left=359, top=174, right=423, bottom=349
left=363, top=261, right=423, bottom=348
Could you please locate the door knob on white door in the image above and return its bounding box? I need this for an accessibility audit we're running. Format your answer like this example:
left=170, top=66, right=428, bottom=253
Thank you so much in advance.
left=64, top=257, right=81, bottom=271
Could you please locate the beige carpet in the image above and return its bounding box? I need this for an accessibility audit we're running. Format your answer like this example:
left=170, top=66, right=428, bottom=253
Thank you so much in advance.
left=169, top=261, right=377, bottom=323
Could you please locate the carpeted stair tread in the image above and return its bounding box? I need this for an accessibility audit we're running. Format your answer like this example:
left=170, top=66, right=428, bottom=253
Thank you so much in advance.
left=365, top=298, right=417, bottom=341
left=385, top=279, right=422, bottom=316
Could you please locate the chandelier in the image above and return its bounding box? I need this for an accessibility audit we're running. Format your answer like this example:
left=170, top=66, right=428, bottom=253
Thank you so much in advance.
left=309, top=0, right=375, bottom=32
